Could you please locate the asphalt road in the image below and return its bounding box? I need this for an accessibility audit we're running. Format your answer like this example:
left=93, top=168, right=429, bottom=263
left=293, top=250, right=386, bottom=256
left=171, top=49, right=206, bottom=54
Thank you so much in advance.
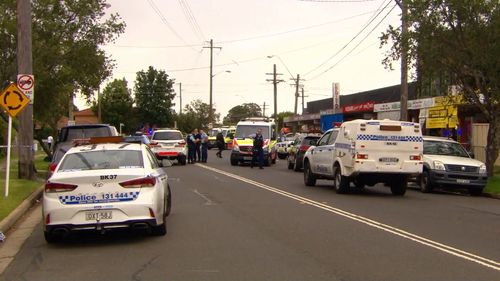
left=1, top=150, right=499, bottom=281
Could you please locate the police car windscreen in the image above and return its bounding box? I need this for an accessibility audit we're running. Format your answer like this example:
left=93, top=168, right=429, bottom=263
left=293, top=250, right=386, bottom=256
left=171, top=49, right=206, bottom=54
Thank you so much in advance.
left=152, top=131, right=183, bottom=140
left=58, top=150, right=144, bottom=171
left=236, top=125, right=270, bottom=139
left=423, top=140, right=469, bottom=158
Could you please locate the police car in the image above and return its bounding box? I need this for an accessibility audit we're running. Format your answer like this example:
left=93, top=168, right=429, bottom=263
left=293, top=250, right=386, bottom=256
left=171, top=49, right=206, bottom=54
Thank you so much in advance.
left=43, top=137, right=172, bottom=243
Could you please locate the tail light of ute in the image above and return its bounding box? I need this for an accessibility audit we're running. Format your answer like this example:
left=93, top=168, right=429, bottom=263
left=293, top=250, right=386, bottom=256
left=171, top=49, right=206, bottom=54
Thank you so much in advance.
left=299, top=145, right=310, bottom=152
left=45, top=182, right=78, bottom=193
left=119, top=176, right=156, bottom=188
left=175, top=140, right=186, bottom=147
left=49, top=163, right=58, bottom=173
left=356, top=153, right=368, bottom=160
left=410, top=155, right=422, bottom=161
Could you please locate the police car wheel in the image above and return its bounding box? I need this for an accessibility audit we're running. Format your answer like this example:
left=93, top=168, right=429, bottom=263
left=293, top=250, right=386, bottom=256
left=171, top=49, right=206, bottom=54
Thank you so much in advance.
left=287, top=159, right=294, bottom=170
left=293, top=158, right=301, bottom=172
left=390, top=176, right=407, bottom=196
left=152, top=200, right=168, bottom=236
left=303, top=161, right=316, bottom=186
left=44, top=231, right=61, bottom=244
left=334, top=166, right=349, bottom=194
left=178, top=156, right=186, bottom=165
left=166, top=185, right=172, bottom=217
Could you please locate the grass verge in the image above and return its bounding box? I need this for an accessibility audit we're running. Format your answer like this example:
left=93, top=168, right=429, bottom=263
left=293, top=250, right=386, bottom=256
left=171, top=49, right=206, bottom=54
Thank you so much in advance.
left=0, top=151, right=48, bottom=221
left=485, top=166, right=500, bottom=195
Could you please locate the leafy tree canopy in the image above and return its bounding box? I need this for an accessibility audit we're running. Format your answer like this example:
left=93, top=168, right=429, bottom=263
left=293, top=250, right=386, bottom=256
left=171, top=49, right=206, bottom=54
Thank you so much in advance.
left=223, top=103, right=262, bottom=125
left=134, top=66, right=176, bottom=127
left=96, top=78, right=135, bottom=134
left=176, top=99, right=220, bottom=133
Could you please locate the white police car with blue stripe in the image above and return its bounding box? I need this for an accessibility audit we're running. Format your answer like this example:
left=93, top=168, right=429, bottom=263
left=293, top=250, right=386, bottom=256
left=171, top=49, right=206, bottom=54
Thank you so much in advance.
left=43, top=139, right=171, bottom=243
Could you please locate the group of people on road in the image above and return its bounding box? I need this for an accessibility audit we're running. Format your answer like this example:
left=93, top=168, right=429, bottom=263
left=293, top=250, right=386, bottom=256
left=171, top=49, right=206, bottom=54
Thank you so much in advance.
left=186, top=129, right=208, bottom=164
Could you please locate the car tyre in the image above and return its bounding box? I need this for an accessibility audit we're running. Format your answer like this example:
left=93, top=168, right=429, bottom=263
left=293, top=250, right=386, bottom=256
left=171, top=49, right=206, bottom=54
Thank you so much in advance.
left=420, top=170, right=433, bottom=193
left=152, top=199, right=168, bottom=236
left=165, top=185, right=172, bottom=217
left=390, top=176, right=407, bottom=196
left=303, top=161, right=316, bottom=186
left=44, top=231, right=60, bottom=244
left=293, top=158, right=301, bottom=172
left=468, top=188, right=483, bottom=196
left=230, top=155, right=238, bottom=166
left=178, top=156, right=186, bottom=166
left=334, top=165, right=349, bottom=194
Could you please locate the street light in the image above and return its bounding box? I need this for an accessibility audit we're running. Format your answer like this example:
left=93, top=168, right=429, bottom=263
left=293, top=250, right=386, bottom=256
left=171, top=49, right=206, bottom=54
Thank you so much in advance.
left=209, top=70, right=231, bottom=128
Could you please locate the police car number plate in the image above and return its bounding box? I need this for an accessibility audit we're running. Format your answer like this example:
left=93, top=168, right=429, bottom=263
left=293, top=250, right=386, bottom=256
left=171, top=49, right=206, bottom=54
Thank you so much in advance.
left=456, top=179, right=470, bottom=184
left=379, top=157, right=399, bottom=163
left=85, top=211, right=112, bottom=221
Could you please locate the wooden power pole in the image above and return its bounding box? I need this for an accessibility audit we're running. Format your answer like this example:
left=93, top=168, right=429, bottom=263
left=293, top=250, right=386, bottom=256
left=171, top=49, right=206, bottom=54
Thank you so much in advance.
left=203, top=39, right=222, bottom=127
left=17, top=0, right=35, bottom=180
left=179, top=83, right=182, bottom=114
left=397, top=0, right=409, bottom=121
left=266, top=64, right=284, bottom=119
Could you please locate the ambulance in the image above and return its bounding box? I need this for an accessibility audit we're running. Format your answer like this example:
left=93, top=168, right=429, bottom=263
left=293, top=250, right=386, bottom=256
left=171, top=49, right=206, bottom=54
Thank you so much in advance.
left=302, top=119, right=423, bottom=195
left=230, top=117, right=278, bottom=166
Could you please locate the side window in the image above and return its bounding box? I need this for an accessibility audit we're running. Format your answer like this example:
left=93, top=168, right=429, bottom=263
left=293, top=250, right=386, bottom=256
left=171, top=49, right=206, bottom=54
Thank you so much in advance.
left=317, top=131, right=332, bottom=146
left=328, top=130, right=339, bottom=145
left=145, top=147, right=160, bottom=169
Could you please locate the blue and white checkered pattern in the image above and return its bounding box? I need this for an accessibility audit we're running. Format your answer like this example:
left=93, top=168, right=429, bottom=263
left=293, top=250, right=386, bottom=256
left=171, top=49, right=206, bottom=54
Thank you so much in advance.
left=59, top=191, right=140, bottom=205
left=357, top=134, right=423, bottom=142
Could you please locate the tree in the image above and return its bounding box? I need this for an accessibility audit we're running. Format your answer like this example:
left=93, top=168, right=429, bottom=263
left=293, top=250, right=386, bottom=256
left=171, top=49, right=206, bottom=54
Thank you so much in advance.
left=223, top=103, right=262, bottom=124
left=381, top=0, right=500, bottom=176
left=0, top=0, right=125, bottom=155
left=176, top=99, right=220, bottom=133
left=96, top=78, right=135, bottom=134
left=274, top=111, right=294, bottom=131
left=134, top=66, right=176, bottom=127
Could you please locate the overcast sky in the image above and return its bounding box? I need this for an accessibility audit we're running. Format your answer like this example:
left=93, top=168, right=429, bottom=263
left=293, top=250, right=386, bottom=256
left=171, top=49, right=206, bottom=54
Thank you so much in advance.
left=79, top=0, right=403, bottom=119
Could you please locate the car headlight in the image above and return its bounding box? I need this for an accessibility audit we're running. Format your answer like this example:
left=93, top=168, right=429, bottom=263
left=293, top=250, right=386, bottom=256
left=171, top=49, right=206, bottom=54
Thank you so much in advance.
left=479, top=164, right=487, bottom=175
left=232, top=145, right=239, bottom=152
left=433, top=160, right=446, bottom=171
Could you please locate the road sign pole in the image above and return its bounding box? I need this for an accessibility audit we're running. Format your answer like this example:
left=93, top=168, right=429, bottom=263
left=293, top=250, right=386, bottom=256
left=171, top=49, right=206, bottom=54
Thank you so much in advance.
left=4, top=116, right=12, bottom=197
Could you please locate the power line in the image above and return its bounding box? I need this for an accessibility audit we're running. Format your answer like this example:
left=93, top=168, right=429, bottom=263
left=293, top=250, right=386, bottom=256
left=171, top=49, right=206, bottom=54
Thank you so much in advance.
left=307, top=3, right=398, bottom=81
left=304, top=0, right=392, bottom=76
left=299, top=0, right=376, bottom=2
left=146, top=0, right=200, bottom=53
left=178, top=0, right=206, bottom=41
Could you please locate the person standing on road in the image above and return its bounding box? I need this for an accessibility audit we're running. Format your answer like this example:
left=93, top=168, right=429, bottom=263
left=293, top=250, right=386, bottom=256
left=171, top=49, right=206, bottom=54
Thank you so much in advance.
left=216, top=130, right=224, bottom=158
left=187, top=129, right=196, bottom=164
left=251, top=128, right=264, bottom=169
left=194, top=129, right=201, bottom=162
left=200, top=129, right=208, bottom=162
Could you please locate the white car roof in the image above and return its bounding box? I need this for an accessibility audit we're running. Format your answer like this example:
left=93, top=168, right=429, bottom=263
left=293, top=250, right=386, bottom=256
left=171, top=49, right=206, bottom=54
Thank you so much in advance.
left=153, top=129, right=181, bottom=133
left=65, top=143, right=143, bottom=155
left=423, top=136, right=457, bottom=143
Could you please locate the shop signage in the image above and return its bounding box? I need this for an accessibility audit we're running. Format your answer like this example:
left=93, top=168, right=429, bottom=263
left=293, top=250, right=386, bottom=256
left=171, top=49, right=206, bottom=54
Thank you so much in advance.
left=374, top=101, right=400, bottom=112
left=343, top=101, right=374, bottom=113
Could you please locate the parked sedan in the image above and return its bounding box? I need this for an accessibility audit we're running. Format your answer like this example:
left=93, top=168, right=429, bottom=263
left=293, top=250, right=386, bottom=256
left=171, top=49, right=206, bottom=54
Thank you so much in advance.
left=43, top=139, right=171, bottom=243
left=150, top=129, right=187, bottom=165
left=287, top=135, right=320, bottom=171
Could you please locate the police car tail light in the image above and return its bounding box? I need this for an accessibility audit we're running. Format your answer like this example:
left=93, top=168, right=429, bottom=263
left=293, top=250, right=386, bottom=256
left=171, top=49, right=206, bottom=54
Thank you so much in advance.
left=356, top=153, right=368, bottom=160
left=175, top=140, right=186, bottom=147
left=119, top=176, right=156, bottom=188
left=410, top=155, right=421, bottom=161
left=149, top=208, right=156, bottom=218
left=45, top=214, right=51, bottom=225
left=45, top=182, right=78, bottom=193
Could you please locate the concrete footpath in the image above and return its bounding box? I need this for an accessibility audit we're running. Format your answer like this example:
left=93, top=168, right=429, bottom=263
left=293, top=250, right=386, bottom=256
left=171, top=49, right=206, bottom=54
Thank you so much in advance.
left=0, top=187, right=43, bottom=275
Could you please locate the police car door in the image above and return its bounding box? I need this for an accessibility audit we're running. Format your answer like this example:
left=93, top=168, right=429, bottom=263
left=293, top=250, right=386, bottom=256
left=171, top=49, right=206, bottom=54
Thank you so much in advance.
left=310, top=130, right=332, bottom=175
left=325, top=129, right=339, bottom=175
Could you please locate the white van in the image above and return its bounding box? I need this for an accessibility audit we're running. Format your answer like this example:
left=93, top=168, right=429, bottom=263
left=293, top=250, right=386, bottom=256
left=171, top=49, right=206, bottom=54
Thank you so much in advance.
left=303, top=119, right=423, bottom=195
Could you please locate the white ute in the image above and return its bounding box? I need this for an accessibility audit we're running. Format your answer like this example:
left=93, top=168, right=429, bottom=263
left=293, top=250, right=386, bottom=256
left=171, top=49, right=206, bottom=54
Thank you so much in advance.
left=303, top=119, right=423, bottom=195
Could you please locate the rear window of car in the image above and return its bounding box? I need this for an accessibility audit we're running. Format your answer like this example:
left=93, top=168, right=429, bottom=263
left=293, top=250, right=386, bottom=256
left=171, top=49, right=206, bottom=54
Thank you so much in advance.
left=152, top=131, right=183, bottom=140
left=58, top=150, right=144, bottom=171
left=60, top=126, right=113, bottom=142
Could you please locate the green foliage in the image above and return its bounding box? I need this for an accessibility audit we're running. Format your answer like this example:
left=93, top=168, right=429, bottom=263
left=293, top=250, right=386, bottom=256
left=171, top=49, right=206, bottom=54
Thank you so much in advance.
left=380, top=0, right=500, bottom=175
left=485, top=166, right=500, bottom=195
left=176, top=99, right=220, bottom=132
left=134, top=66, right=176, bottom=127
left=223, top=103, right=262, bottom=124
left=274, top=111, right=294, bottom=130
left=0, top=0, right=125, bottom=135
left=99, top=78, right=136, bottom=134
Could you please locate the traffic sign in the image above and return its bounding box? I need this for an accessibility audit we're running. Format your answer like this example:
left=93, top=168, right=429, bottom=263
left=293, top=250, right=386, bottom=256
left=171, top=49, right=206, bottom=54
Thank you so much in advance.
left=0, top=83, right=30, bottom=117
left=17, top=74, right=34, bottom=104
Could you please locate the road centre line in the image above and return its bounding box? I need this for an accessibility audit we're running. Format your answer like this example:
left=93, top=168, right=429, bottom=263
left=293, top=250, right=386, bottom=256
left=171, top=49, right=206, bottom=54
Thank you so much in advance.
left=197, top=164, right=500, bottom=271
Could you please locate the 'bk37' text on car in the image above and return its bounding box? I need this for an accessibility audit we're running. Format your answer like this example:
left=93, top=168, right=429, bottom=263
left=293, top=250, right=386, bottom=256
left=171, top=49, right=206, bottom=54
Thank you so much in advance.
left=43, top=137, right=172, bottom=243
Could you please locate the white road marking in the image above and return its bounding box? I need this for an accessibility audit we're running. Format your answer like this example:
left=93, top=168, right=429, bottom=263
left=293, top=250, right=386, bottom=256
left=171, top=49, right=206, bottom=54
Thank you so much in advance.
left=197, top=164, right=500, bottom=271
left=193, top=189, right=216, bottom=206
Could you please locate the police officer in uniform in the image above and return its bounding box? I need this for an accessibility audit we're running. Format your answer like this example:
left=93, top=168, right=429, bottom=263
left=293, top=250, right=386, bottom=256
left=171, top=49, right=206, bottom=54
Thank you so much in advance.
left=187, top=129, right=196, bottom=164
left=251, top=128, right=264, bottom=169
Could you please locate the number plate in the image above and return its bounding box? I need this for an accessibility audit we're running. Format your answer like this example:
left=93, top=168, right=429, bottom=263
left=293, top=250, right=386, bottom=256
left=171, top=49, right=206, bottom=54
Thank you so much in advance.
left=85, top=211, right=112, bottom=221
left=379, top=157, right=399, bottom=163
left=457, top=179, right=470, bottom=184
left=243, top=156, right=253, bottom=161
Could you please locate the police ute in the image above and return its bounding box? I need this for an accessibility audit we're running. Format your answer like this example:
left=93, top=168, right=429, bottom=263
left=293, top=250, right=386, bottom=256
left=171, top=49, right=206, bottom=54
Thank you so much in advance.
left=43, top=137, right=172, bottom=243
left=303, top=119, right=423, bottom=195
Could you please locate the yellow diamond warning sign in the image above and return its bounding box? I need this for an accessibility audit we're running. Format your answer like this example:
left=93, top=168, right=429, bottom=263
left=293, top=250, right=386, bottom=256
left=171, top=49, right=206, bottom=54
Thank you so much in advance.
left=0, top=83, right=30, bottom=117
